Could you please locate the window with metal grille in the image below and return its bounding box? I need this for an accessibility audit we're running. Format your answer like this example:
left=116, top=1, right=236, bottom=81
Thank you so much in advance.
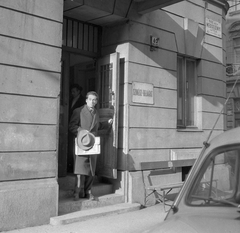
left=62, top=17, right=101, bottom=54
left=99, top=64, right=113, bottom=108
left=234, top=98, right=240, bottom=127
left=228, top=0, right=240, bottom=12
left=233, top=37, right=240, bottom=64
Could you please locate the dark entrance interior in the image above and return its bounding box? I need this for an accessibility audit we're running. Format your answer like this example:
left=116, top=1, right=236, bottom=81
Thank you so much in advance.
left=58, top=15, right=102, bottom=177
left=59, top=51, right=97, bottom=177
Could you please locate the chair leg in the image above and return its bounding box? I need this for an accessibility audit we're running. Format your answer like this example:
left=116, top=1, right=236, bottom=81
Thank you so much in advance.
left=163, top=190, right=166, bottom=211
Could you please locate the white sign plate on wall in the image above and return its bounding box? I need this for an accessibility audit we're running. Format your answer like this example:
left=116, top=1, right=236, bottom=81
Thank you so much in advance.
left=132, top=82, right=154, bottom=104
left=205, top=17, right=222, bottom=38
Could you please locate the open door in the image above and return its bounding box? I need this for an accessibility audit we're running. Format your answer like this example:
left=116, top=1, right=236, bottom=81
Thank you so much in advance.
left=96, top=53, right=120, bottom=179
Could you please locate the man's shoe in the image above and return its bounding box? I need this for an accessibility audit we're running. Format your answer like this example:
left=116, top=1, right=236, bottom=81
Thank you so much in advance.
left=73, top=192, right=80, bottom=201
left=79, top=189, right=85, bottom=198
left=73, top=187, right=81, bottom=201
left=85, top=193, right=95, bottom=200
left=73, top=188, right=85, bottom=201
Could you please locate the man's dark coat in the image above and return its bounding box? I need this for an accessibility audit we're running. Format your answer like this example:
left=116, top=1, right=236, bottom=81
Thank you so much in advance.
left=69, top=94, right=85, bottom=118
left=69, top=104, right=104, bottom=176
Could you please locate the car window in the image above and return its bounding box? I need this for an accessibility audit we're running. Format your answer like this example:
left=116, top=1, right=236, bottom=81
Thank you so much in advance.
left=187, top=146, right=240, bottom=206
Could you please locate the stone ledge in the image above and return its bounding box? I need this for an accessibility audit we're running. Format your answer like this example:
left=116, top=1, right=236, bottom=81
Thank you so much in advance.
left=50, top=203, right=141, bottom=225
left=0, top=179, right=58, bottom=231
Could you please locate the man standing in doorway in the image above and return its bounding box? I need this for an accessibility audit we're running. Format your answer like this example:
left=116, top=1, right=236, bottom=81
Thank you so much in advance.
left=69, top=91, right=113, bottom=200
left=69, top=84, right=85, bottom=117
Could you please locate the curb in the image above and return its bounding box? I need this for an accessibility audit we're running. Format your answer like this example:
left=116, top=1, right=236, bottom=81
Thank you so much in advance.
left=50, top=203, right=141, bottom=225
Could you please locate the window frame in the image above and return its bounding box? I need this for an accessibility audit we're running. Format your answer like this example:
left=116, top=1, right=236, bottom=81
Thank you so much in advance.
left=177, top=56, right=198, bottom=129
left=233, top=37, right=240, bottom=64
left=228, top=0, right=240, bottom=13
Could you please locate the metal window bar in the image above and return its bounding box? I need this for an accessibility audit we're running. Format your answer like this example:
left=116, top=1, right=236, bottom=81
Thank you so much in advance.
left=67, top=19, right=72, bottom=47
left=100, top=64, right=112, bottom=108
left=63, top=17, right=101, bottom=54
left=78, top=22, right=83, bottom=50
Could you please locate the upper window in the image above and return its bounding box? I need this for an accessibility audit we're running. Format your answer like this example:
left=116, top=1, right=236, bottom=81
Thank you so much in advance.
left=233, top=37, right=240, bottom=64
left=226, top=23, right=240, bottom=76
left=228, top=0, right=240, bottom=13
left=177, top=56, right=197, bottom=128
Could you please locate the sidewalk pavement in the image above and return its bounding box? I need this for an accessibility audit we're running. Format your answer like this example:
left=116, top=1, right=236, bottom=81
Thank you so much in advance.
left=4, top=203, right=168, bottom=233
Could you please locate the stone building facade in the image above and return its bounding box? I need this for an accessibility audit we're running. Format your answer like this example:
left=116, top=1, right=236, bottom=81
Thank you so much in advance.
left=0, top=0, right=229, bottom=230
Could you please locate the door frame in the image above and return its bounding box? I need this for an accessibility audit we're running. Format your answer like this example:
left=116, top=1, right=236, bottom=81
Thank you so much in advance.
left=58, top=51, right=70, bottom=177
left=96, top=52, right=120, bottom=179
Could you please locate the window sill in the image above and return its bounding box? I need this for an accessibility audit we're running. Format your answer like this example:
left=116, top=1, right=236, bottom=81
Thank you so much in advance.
left=229, top=10, right=240, bottom=16
left=177, top=127, right=203, bottom=132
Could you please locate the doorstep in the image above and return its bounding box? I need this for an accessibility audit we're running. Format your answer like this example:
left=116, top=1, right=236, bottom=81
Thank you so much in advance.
left=58, top=174, right=124, bottom=215
left=58, top=193, right=125, bottom=215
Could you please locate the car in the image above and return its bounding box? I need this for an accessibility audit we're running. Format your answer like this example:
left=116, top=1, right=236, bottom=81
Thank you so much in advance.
left=146, top=127, right=240, bottom=233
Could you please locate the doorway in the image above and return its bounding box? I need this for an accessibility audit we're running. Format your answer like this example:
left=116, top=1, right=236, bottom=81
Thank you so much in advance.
left=58, top=13, right=122, bottom=213
left=57, top=50, right=123, bottom=214
left=58, top=50, right=120, bottom=180
left=58, top=51, right=96, bottom=177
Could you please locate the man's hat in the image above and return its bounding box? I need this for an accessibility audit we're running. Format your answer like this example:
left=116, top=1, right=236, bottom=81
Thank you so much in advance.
left=77, top=130, right=95, bottom=151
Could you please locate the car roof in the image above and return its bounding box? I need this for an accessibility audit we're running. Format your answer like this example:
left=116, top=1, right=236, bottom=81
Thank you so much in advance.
left=207, top=127, right=240, bottom=151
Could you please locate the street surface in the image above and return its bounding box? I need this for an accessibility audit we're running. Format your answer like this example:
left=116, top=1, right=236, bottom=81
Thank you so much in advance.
left=5, top=204, right=167, bottom=233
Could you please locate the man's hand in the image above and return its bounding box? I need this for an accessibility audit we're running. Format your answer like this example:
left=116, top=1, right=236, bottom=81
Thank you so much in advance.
left=108, top=119, right=113, bottom=125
